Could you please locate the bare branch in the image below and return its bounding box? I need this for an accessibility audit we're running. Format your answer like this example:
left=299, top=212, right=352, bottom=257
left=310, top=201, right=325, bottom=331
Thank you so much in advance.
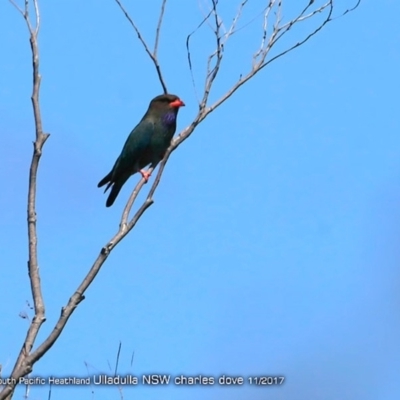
left=47, top=383, right=52, bottom=400
left=8, top=0, right=25, bottom=16
left=8, top=0, right=36, bottom=33
left=114, top=0, right=168, bottom=94
left=113, top=0, right=152, bottom=57
left=201, top=0, right=224, bottom=110
left=253, top=0, right=275, bottom=65
left=278, top=1, right=331, bottom=32
left=120, top=168, right=154, bottom=227
left=130, top=351, right=135, bottom=367
left=342, top=0, right=361, bottom=16
left=224, top=0, right=248, bottom=39
left=154, top=0, right=167, bottom=58
left=114, top=342, right=122, bottom=376
left=231, top=3, right=272, bottom=34
left=1, top=1, right=49, bottom=399
left=186, top=7, right=215, bottom=104
left=32, top=0, right=40, bottom=35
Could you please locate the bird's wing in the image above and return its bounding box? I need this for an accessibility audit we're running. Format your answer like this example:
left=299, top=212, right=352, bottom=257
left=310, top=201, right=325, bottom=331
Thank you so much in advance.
left=112, top=119, right=155, bottom=176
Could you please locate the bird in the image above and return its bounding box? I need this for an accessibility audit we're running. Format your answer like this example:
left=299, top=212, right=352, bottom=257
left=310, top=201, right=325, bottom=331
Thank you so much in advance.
left=98, top=94, right=185, bottom=207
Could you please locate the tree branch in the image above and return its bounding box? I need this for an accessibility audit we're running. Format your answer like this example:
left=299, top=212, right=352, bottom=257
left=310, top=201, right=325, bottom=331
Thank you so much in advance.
left=201, top=0, right=223, bottom=110
left=154, top=0, right=167, bottom=59
left=185, top=6, right=215, bottom=105
left=2, top=1, right=49, bottom=399
left=114, top=0, right=168, bottom=94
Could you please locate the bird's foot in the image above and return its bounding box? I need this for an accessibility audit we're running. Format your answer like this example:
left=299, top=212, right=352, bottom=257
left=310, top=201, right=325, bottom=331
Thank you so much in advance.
left=139, top=169, right=151, bottom=183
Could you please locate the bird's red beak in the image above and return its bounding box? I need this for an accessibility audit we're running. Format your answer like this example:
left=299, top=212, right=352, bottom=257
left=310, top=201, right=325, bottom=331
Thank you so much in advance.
left=169, top=99, right=185, bottom=108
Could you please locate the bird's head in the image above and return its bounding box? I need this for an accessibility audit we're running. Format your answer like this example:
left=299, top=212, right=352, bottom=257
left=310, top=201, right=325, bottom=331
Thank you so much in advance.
left=150, top=94, right=185, bottom=110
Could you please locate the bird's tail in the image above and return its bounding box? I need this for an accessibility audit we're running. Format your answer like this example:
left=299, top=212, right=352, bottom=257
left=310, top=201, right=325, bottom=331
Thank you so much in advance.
left=105, top=180, right=124, bottom=207
left=98, top=171, right=112, bottom=189
left=98, top=170, right=129, bottom=207
left=98, top=171, right=119, bottom=206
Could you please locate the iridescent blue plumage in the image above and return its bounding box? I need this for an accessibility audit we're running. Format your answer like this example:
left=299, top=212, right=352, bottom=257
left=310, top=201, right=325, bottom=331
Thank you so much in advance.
left=98, top=94, right=185, bottom=207
left=162, top=112, right=177, bottom=126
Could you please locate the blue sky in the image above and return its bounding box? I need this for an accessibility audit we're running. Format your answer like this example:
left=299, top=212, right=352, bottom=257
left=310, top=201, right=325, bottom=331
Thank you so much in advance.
left=1, top=1, right=400, bottom=399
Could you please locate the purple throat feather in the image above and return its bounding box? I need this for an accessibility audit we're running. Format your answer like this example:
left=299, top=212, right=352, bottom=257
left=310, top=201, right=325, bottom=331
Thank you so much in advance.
left=162, top=112, right=176, bottom=126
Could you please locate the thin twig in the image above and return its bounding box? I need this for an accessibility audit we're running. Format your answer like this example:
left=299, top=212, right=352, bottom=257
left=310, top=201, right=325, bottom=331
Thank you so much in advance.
left=23, top=376, right=30, bottom=399
left=201, top=0, right=224, bottom=111
left=186, top=7, right=215, bottom=105
left=9, top=0, right=25, bottom=16
left=231, top=2, right=272, bottom=35
left=114, top=0, right=168, bottom=93
left=224, top=0, right=248, bottom=39
left=120, top=167, right=154, bottom=226
left=113, top=342, right=124, bottom=400
left=114, top=341, right=122, bottom=376
left=130, top=351, right=135, bottom=367
left=47, top=383, right=51, bottom=400
left=253, top=0, right=275, bottom=65
left=154, top=0, right=167, bottom=58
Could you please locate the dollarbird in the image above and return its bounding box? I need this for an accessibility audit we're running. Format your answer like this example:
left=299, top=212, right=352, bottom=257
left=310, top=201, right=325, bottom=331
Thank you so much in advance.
left=98, top=94, right=185, bottom=207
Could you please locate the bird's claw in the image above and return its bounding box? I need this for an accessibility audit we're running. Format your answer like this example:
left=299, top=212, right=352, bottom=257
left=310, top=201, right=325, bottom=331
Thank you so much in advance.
left=140, top=169, right=151, bottom=182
